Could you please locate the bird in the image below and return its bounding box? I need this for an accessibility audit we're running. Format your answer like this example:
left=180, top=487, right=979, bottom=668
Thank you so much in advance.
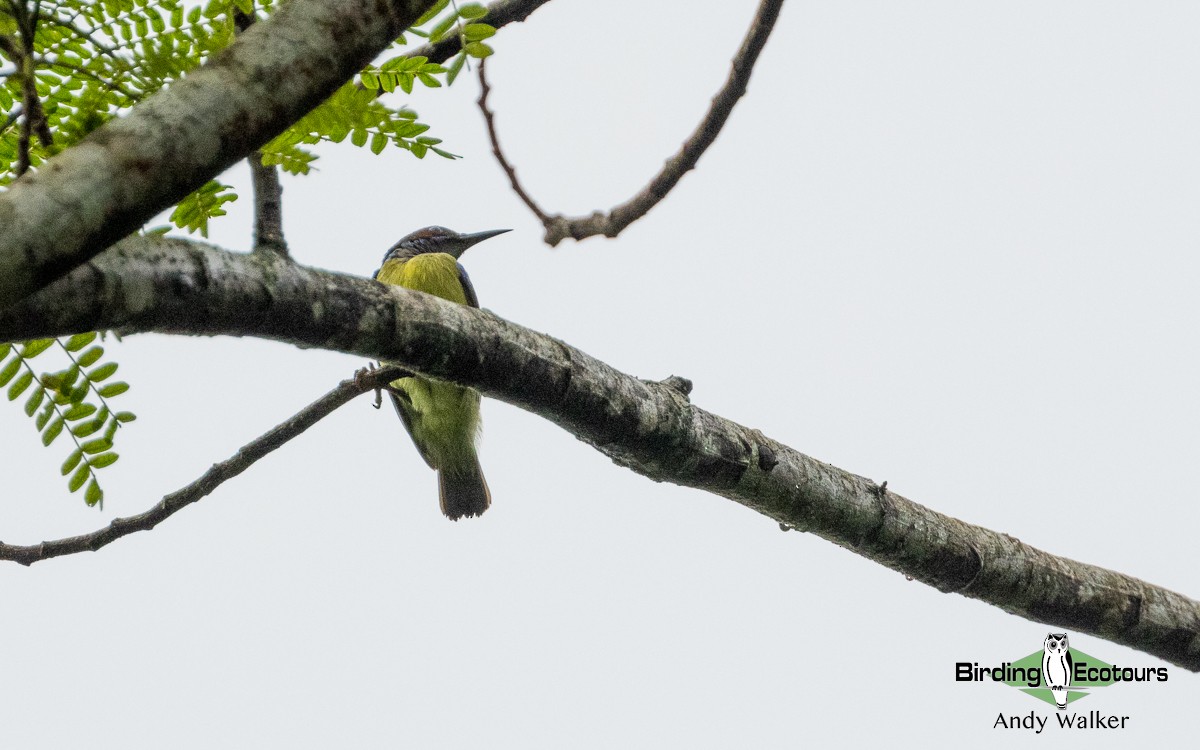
left=373, top=225, right=509, bottom=520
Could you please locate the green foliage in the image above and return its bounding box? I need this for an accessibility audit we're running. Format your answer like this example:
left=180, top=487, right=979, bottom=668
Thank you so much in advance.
left=0, top=334, right=135, bottom=508
left=0, top=0, right=500, bottom=507
left=264, top=82, right=459, bottom=163
left=1, top=0, right=497, bottom=225
left=169, top=179, right=238, bottom=237
left=394, top=2, right=497, bottom=86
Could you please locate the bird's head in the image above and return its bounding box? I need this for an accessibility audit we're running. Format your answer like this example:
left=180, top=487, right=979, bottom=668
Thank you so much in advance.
left=382, top=226, right=510, bottom=263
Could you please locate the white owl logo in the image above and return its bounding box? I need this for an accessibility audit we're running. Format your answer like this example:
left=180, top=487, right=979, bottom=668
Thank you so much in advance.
left=1042, top=633, right=1073, bottom=710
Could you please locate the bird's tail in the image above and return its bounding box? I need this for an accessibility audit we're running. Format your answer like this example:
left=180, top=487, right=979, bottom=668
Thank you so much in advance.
left=439, top=451, right=491, bottom=521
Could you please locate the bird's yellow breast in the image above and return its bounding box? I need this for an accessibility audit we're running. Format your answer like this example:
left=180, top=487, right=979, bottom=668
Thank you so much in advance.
left=376, top=253, right=469, bottom=305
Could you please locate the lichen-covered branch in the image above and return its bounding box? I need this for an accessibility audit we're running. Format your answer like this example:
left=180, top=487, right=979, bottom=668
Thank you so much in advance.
left=480, top=0, right=786, bottom=246
left=0, top=0, right=438, bottom=310
left=0, top=365, right=407, bottom=566
left=1, top=234, right=1197, bottom=670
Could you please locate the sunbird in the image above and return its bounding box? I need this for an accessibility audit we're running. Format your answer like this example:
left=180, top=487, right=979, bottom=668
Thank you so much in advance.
left=374, top=226, right=509, bottom=520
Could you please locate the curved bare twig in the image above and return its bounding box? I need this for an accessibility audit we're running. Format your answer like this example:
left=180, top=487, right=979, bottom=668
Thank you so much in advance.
left=0, top=365, right=407, bottom=566
left=477, top=57, right=550, bottom=224
left=478, top=0, right=786, bottom=246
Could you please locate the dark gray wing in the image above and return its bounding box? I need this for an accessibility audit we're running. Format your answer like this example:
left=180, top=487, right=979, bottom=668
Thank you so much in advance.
left=457, top=262, right=479, bottom=308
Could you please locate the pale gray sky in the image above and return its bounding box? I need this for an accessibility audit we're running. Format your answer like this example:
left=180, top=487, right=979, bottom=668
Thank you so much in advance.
left=3, top=1, right=1198, bottom=746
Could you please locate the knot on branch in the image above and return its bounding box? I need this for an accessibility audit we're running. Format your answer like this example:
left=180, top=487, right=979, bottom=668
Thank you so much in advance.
left=757, top=443, right=778, bottom=472
left=659, top=375, right=693, bottom=398
left=544, top=212, right=611, bottom=246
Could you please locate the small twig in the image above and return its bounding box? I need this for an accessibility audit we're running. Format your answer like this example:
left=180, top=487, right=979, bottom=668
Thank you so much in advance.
left=249, top=150, right=287, bottom=257
left=477, top=57, right=549, bottom=224
left=480, top=0, right=786, bottom=246
left=8, top=2, right=52, bottom=178
left=36, top=57, right=137, bottom=100
left=398, top=0, right=552, bottom=68
left=0, top=365, right=407, bottom=566
left=233, top=8, right=288, bottom=258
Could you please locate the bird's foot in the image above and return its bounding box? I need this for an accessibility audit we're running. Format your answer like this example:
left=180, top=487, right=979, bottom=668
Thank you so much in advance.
left=354, top=363, right=385, bottom=409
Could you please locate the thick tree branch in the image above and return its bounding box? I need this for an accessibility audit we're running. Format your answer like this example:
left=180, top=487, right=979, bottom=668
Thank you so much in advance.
left=481, top=0, right=785, bottom=246
left=0, top=0, right=438, bottom=310
left=0, top=365, right=408, bottom=566
left=1, top=235, right=1197, bottom=670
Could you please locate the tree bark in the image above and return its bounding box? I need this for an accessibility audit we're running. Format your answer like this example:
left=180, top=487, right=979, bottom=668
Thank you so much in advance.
left=0, top=0, right=438, bottom=310
left=2, top=235, right=1197, bottom=671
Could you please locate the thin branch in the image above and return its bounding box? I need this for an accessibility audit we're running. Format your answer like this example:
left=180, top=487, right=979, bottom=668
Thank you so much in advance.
left=477, top=57, right=549, bottom=223
left=233, top=8, right=288, bottom=258
left=480, top=0, right=786, bottom=246
left=0, top=365, right=407, bottom=566
left=2, top=234, right=1198, bottom=670
left=36, top=57, right=138, bottom=100
left=404, top=0, right=552, bottom=66
left=248, top=151, right=288, bottom=256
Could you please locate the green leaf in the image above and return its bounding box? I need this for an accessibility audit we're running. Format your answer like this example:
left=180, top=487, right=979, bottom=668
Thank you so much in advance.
left=458, top=3, right=488, bottom=20
left=62, top=448, right=84, bottom=476
left=99, top=382, right=131, bottom=398
left=68, top=464, right=89, bottom=493
left=465, top=42, right=494, bottom=59
left=446, top=53, right=466, bottom=86
left=115, top=411, right=138, bottom=423
left=0, top=343, right=9, bottom=360
left=462, top=23, right=495, bottom=42
left=8, top=370, right=33, bottom=400
left=64, top=403, right=98, bottom=421
left=413, top=0, right=450, bottom=26
left=91, top=452, right=120, bottom=469
left=36, top=401, right=54, bottom=430
left=78, top=346, right=104, bottom=367
left=24, top=385, right=45, bottom=417
left=360, top=71, right=379, bottom=90
left=81, top=438, right=113, bottom=455
left=73, top=420, right=102, bottom=438
left=89, top=362, right=119, bottom=381
left=370, top=131, right=388, bottom=155
left=42, top=417, right=64, bottom=447
left=19, top=339, right=54, bottom=358
left=85, top=479, right=104, bottom=507
left=429, top=12, right=459, bottom=43
left=0, top=357, right=20, bottom=387
left=65, top=332, right=98, bottom=351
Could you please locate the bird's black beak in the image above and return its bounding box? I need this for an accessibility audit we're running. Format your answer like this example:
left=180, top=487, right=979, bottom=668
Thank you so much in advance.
left=453, top=228, right=511, bottom=257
